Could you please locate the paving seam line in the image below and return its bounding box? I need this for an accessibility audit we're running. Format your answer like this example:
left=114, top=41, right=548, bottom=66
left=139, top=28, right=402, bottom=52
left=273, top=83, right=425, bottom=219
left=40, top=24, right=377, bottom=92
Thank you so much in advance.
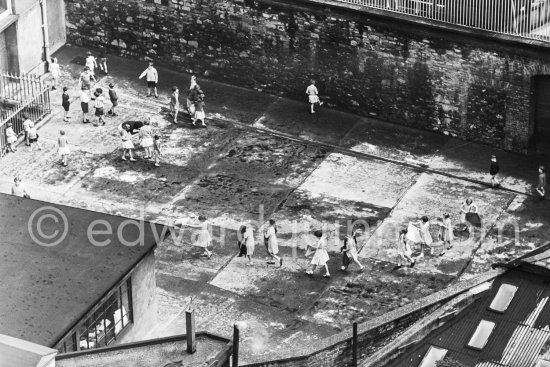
left=210, top=115, right=536, bottom=199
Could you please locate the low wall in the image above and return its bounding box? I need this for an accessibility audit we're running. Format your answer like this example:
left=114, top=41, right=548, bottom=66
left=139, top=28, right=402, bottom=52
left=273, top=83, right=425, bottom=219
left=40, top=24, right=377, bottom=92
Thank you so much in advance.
left=240, top=269, right=504, bottom=367
left=65, top=0, right=550, bottom=152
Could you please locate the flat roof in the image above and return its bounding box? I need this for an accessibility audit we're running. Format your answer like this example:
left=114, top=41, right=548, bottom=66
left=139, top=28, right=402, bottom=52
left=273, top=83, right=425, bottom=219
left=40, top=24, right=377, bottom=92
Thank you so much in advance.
left=56, top=333, right=230, bottom=367
left=0, top=193, right=167, bottom=347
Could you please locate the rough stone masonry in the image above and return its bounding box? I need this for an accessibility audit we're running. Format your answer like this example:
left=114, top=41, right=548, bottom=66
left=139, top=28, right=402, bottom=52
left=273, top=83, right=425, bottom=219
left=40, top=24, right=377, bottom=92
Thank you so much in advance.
left=65, top=0, right=550, bottom=152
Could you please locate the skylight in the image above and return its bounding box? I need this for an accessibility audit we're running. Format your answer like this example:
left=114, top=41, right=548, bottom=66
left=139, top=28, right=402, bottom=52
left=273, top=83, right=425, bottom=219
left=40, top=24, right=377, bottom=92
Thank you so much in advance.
left=467, top=320, right=496, bottom=350
left=418, top=346, right=448, bottom=367
left=489, top=284, right=518, bottom=313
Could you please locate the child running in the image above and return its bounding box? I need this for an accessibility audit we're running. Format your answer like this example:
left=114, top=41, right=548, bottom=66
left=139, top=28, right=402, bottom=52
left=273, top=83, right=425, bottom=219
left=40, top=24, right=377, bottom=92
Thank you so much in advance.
left=57, top=130, right=70, bottom=166
left=62, top=87, right=70, bottom=122
left=306, top=80, right=323, bottom=114
left=340, top=227, right=364, bottom=272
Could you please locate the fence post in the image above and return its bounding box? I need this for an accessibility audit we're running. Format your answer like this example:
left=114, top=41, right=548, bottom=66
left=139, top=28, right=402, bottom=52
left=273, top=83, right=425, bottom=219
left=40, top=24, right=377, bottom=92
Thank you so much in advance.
left=353, top=322, right=358, bottom=367
left=186, top=309, right=196, bottom=354
left=232, top=324, right=240, bottom=367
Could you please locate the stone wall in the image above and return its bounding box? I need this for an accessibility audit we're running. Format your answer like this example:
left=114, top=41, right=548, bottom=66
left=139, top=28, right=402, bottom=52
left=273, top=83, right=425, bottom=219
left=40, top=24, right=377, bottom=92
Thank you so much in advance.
left=64, top=0, right=550, bottom=152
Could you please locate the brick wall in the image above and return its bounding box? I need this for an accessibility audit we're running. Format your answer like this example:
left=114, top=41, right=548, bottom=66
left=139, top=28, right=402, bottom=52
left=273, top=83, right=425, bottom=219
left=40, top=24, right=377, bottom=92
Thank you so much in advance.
left=65, top=0, right=550, bottom=152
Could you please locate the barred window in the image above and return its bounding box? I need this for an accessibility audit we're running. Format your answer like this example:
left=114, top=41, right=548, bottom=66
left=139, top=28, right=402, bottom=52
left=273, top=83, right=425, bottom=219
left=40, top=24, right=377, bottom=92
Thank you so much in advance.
left=56, top=278, right=132, bottom=353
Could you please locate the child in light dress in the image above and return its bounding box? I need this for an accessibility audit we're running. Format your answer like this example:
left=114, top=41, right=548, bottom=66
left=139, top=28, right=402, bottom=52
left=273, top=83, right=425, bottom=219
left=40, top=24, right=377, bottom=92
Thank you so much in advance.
left=58, top=130, right=70, bottom=166
left=189, top=215, right=212, bottom=258
left=5, top=122, right=17, bottom=153
left=120, top=124, right=136, bottom=161
left=28, top=125, right=42, bottom=151
left=194, top=99, right=206, bottom=127
left=306, top=230, right=331, bottom=278
left=438, top=213, right=454, bottom=253
left=264, top=219, right=282, bottom=267
left=242, top=225, right=255, bottom=266
left=139, top=118, right=154, bottom=159
left=50, top=57, right=60, bottom=90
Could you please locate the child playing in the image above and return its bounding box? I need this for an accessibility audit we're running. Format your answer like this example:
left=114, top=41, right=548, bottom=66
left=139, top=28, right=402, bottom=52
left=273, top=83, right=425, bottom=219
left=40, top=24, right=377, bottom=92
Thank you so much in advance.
left=85, top=51, right=97, bottom=77
left=50, top=57, right=60, bottom=90
left=153, top=135, right=161, bottom=167
left=81, top=90, right=91, bottom=123
left=397, top=229, right=415, bottom=268
left=58, top=130, right=70, bottom=166
left=438, top=213, right=454, bottom=254
left=170, top=86, right=179, bottom=124
left=193, top=98, right=206, bottom=127
left=5, top=122, right=17, bottom=153
left=120, top=124, right=136, bottom=161
left=98, top=47, right=108, bottom=75
left=92, top=88, right=106, bottom=126
left=306, top=80, right=323, bottom=114
left=22, top=113, right=33, bottom=146
left=108, top=83, right=118, bottom=116
left=62, top=87, right=70, bottom=122
left=28, top=125, right=42, bottom=151
left=340, top=228, right=364, bottom=272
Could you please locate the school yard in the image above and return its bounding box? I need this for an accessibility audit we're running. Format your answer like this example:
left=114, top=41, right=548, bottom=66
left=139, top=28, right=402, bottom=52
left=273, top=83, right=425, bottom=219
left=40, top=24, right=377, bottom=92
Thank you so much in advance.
left=1, top=45, right=549, bottom=362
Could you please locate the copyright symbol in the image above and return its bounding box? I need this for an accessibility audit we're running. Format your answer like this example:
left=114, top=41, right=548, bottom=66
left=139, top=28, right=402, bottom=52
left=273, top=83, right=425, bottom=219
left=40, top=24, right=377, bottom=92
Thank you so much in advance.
left=28, top=206, right=69, bottom=247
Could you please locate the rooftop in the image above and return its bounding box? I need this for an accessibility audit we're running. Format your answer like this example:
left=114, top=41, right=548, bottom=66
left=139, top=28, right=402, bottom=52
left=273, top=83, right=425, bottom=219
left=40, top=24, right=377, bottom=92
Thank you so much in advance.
left=55, top=333, right=230, bottom=367
left=387, top=267, right=550, bottom=367
left=0, top=193, right=166, bottom=347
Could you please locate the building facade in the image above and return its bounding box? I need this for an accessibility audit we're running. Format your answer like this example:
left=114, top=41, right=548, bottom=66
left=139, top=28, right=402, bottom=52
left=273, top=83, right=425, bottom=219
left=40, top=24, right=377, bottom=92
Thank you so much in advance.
left=0, top=0, right=66, bottom=75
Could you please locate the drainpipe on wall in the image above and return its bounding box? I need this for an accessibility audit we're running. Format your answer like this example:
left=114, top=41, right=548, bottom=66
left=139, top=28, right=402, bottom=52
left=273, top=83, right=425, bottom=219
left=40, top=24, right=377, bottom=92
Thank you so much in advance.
left=39, top=0, right=50, bottom=71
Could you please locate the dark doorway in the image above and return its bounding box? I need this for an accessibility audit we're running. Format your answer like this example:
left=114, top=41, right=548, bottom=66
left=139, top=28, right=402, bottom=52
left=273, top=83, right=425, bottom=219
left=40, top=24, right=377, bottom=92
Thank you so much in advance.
left=534, top=76, right=550, bottom=153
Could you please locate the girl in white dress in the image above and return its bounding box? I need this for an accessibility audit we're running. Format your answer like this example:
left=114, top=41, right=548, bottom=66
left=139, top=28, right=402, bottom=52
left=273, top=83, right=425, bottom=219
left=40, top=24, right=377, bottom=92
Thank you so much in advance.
left=189, top=215, right=212, bottom=258
left=50, top=57, right=61, bottom=90
left=139, top=118, right=154, bottom=159
left=264, top=219, right=282, bottom=267
left=243, top=225, right=255, bottom=266
left=120, top=124, right=135, bottom=161
left=411, top=216, right=433, bottom=259
left=306, top=230, right=330, bottom=278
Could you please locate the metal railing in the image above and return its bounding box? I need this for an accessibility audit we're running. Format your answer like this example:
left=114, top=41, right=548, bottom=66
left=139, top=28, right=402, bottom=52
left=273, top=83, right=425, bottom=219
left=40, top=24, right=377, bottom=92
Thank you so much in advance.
left=331, top=0, right=550, bottom=41
left=0, top=73, right=51, bottom=156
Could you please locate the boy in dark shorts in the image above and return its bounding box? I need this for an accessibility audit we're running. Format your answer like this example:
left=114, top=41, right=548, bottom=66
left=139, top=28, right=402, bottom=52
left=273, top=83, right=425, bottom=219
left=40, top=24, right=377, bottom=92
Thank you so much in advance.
left=108, top=83, right=118, bottom=116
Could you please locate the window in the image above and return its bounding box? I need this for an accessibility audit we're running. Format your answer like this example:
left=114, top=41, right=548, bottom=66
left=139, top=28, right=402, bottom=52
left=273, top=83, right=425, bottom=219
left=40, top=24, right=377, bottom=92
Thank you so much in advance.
left=489, top=284, right=518, bottom=313
left=0, top=0, right=10, bottom=16
left=56, top=278, right=133, bottom=353
left=467, top=320, right=495, bottom=350
left=418, top=346, right=448, bottom=367
left=536, top=360, right=550, bottom=367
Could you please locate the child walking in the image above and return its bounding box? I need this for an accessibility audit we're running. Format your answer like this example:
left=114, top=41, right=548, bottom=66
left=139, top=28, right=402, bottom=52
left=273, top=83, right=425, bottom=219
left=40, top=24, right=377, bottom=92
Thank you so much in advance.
left=62, top=87, right=70, bottom=122
left=152, top=135, right=161, bottom=167
left=58, top=130, right=70, bottom=166
left=108, top=83, right=118, bottom=116
left=5, top=122, right=17, bottom=153
left=28, top=125, right=42, bottom=151
left=92, top=88, right=106, bottom=126
left=85, top=51, right=97, bottom=77
left=438, top=213, right=454, bottom=253
left=340, top=228, right=364, bottom=272
left=120, top=124, right=136, bottom=161
left=189, top=215, right=213, bottom=258
left=98, top=47, right=108, bottom=75
left=170, top=86, right=180, bottom=124
left=242, top=225, right=256, bottom=266
left=264, top=219, right=283, bottom=267
left=81, top=90, right=91, bottom=123
left=306, top=230, right=331, bottom=278
left=193, top=98, right=206, bottom=127
left=306, top=80, right=323, bottom=114
left=139, top=118, right=154, bottom=159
